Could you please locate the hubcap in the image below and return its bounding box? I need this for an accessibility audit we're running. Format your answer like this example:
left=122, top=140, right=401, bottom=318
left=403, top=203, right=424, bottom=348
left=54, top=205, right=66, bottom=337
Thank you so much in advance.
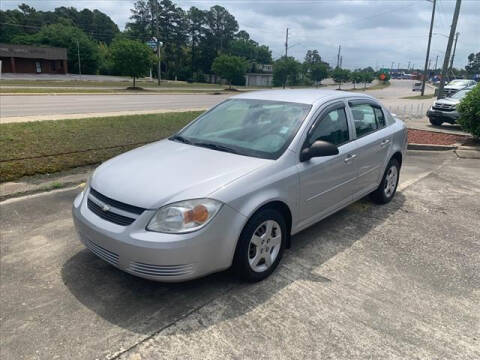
left=248, top=220, right=282, bottom=273
left=384, top=165, right=398, bottom=198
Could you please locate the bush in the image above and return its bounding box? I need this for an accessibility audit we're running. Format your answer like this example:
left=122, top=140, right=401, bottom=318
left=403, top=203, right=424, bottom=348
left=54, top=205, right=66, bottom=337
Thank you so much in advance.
left=457, top=84, right=480, bottom=138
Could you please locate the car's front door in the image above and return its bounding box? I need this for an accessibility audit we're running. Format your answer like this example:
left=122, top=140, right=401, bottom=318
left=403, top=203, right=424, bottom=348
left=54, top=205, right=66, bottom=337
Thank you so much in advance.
left=348, top=100, right=392, bottom=199
left=297, top=102, right=358, bottom=228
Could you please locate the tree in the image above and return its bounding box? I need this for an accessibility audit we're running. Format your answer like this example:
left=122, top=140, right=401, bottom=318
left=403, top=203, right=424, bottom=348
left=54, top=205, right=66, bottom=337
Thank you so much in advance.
left=187, top=7, right=207, bottom=78
left=350, top=70, right=363, bottom=89
left=302, top=50, right=329, bottom=86
left=273, top=56, right=301, bottom=88
left=331, top=67, right=351, bottom=89
left=13, top=23, right=100, bottom=74
left=457, top=83, right=480, bottom=137
left=1, top=4, right=119, bottom=44
left=465, top=52, right=480, bottom=75
left=205, top=5, right=238, bottom=55
left=360, top=70, right=375, bottom=89
left=211, top=54, right=247, bottom=88
left=110, top=39, right=156, bottom=88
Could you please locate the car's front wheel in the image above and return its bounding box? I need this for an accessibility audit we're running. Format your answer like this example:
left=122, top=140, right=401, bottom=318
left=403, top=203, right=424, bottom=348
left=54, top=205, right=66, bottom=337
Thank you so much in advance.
left=233, top=208, right=286, bottom=282
left=370, top=158, right=400, bottom=204
left=429, top=117, right=443, bottom=126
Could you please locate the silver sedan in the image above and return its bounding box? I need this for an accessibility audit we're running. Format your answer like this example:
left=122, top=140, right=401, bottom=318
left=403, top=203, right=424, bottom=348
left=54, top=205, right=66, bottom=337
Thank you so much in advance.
left=73, top=89, right=407, bottom=282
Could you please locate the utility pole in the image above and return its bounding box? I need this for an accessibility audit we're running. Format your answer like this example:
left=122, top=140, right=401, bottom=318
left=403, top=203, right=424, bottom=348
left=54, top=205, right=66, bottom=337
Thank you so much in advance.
left=408, top=61, right=411, bottom=71
left=76, top=40, right=81, bottom=75
left=438, top=0, right=462, bottom=99
left=340, top=56, right=343, bottom=68
left=391, top=61, right=394, bottom=72
left=434, top=55, right=439, bottom=71
left=336, top=45, right=341, bottom=68
left=421, top=0, right=436, bottom=96
left=157, top=41, right=161, bottom=85
left=284, top=28, right=289, bottom=57
left=154, top=0, right=161, bottom=86
left=448, top=32, right=460, bottom=73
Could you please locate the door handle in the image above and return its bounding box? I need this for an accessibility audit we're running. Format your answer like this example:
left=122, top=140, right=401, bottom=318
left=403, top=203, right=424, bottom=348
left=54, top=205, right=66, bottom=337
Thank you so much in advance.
left=380, top=139, right=391, bottom=147
left=344, top=154, right=357, bottom=163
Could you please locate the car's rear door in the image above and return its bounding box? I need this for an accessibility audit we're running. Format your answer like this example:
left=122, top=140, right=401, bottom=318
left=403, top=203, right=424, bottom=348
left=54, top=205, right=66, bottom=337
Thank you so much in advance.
left=347, top=99, right=392, bottom=200
left=297, top=101, right=358, bottom=227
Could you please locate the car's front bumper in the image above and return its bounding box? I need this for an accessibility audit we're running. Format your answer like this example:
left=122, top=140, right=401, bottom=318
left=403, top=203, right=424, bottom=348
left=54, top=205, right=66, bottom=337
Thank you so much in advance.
left=72, top=188, right=247, bottom=282
left=427, top=108, right=459, bottom=123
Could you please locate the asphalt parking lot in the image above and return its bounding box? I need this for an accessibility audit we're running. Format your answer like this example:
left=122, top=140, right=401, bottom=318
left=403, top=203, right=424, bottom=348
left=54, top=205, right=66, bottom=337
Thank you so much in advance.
left=1, top=150, right=479, bottom=360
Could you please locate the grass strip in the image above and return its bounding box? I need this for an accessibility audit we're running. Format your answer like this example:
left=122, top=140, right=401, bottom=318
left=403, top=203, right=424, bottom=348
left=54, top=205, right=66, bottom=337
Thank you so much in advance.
left=401, top=94, right=436, bottom=100
left=0, top=111, right=202, bottom=182
left=0, top=79, right=221, bottom=88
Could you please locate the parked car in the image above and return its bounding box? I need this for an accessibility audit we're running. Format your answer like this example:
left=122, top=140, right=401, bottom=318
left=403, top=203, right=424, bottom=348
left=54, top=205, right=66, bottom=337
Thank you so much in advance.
left=73, top=90, right=407, bottom=282
left=443, top=79, right=477, bottom=97
left=412, top=81, right=422, bottom=91
left=427, top=85, right=475, bottom=126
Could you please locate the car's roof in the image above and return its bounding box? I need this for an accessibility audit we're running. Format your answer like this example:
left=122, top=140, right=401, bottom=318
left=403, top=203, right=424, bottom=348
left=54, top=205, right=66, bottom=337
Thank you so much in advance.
left=231, top=88, right=374, bottom=105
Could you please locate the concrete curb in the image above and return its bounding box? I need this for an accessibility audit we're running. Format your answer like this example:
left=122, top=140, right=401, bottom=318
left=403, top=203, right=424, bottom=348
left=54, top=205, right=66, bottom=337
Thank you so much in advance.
left=407, top=143, right=457, bottom=151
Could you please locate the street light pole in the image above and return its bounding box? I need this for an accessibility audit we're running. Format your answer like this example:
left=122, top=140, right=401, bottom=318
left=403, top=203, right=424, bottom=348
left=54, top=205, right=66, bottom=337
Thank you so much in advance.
left=438, top=0, right=462, bottom=99
left=421, top=0, right=436, bottom=96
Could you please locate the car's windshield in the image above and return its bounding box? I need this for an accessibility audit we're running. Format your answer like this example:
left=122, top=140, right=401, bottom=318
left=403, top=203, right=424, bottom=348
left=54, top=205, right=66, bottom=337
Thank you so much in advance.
left=450, top=89, right=471, bottom=99
left=174, top=99, right=311, bottom=159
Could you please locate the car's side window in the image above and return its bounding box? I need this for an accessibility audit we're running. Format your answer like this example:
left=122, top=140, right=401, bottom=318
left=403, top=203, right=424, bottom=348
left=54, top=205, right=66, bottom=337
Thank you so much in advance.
left=350, top=103, right=378, bottom=137
left=307, top=107, right=349, bottom=147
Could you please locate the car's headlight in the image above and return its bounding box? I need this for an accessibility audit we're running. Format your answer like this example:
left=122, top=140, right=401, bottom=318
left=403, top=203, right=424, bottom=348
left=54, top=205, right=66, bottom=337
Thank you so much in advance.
left=147, top=199, right=223, bottom=233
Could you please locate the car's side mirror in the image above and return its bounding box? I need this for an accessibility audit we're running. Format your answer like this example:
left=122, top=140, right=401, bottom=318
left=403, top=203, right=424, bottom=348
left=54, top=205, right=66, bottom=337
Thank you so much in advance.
left=300, top=140, right=339, bottom=162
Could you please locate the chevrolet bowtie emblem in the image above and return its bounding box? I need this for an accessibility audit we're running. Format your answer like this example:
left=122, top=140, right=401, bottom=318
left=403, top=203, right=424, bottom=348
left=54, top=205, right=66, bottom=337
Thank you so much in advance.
left=102, top=204, right=110, bottom=212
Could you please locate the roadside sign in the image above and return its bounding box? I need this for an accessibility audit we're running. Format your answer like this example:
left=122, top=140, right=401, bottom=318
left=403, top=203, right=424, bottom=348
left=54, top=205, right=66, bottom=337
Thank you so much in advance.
left=146, top=40, right=157, bottom=51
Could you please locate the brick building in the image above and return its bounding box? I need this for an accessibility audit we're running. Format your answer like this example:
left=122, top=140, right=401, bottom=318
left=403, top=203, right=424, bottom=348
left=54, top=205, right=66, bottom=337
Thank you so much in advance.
left=0, top=43, right=68, bottom=74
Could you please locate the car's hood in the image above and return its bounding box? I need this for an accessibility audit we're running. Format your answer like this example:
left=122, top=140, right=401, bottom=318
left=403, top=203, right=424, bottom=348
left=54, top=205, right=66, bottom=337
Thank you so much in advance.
left=445, top=84, right=466, bottom=90
left=434, top=98, right=459, bottom=106
left=91, top=139, right=270, bottom=209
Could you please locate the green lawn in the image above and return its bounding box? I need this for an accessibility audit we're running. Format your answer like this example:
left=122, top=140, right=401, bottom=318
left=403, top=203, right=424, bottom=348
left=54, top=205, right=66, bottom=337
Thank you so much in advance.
left=401, top=94, right=436, bottom=100
left=349, top=81, right=391, bottom=91
left=0, top=87, right=227, bottom=94
left=0, top=111, right=202, bottom=182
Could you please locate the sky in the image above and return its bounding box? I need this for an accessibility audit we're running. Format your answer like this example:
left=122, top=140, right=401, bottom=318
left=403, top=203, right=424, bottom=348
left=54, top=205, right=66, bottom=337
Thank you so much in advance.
left=1, top=0, right=479, bottom=70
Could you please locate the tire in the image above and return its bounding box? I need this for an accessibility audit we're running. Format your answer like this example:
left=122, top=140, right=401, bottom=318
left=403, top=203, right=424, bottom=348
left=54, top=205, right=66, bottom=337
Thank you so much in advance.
left=232, top=208, right=286, bottom=282
left=370, top=158, right=400, bottom=204
left=429, top=117, right=443, bottom=126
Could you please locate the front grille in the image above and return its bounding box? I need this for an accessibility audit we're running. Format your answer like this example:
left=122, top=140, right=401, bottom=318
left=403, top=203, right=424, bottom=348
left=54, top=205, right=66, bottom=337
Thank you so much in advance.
left=87, top=198, right=135, bottom=226
left=85, top=238, right=119, bottom=266
left=128, top=261, right=194, bottom=278
left=90, top=188, right=145, bottom=215
left=432, top=103, right=455, bottom=112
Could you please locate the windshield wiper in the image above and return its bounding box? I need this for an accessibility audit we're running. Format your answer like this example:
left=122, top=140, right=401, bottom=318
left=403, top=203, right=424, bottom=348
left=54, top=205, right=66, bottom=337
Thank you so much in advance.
left=170, top=134, right=192, bottom=144
left=193, top=141, right=238, bottom=154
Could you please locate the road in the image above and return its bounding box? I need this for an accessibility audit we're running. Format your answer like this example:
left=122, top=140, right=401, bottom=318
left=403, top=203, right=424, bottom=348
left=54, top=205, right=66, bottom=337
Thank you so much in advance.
left=0, top=93, right=231, bottom=119
left=0, top=80, right=432, bottom=121
left=1, top=150, right=479, bottom=360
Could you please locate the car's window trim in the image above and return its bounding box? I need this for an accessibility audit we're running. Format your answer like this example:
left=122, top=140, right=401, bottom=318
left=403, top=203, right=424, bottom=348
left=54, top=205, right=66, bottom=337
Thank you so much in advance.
left=302, top=101, right=350, bottom=152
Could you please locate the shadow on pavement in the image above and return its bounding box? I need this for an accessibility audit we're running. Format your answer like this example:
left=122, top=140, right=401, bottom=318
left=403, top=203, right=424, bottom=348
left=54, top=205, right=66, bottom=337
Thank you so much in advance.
left=61, top=193, right=406, bottom=336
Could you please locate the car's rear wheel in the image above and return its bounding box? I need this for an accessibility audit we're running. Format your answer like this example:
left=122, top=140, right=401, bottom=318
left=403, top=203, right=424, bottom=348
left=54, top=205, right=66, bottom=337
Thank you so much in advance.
left=429, top=117, right=443, bottom=126
left=233, top=208, right=286, bottom=282
left=370, top=158, right=400, bottom=204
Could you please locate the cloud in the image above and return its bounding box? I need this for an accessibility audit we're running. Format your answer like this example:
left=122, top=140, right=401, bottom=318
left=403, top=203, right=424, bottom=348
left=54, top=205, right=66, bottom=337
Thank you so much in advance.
left=1, top=0, right=479, bottom=69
